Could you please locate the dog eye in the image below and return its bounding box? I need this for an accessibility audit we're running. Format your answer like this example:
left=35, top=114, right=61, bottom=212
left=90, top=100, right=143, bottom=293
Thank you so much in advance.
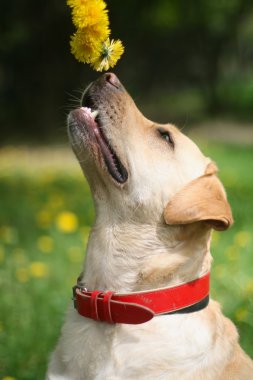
left=157, top=128, right=174, bottom=148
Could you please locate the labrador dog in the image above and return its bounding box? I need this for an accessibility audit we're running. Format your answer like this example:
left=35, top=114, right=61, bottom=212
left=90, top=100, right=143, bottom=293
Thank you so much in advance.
left=47, top=73, right=253, bottom=380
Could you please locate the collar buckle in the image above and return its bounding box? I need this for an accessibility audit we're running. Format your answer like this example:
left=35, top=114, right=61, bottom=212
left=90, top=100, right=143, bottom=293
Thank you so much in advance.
left=72, top=284, right=87, bottom=309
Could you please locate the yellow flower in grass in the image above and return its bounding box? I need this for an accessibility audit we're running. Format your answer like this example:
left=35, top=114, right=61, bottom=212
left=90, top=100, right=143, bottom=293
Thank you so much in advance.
left=91, top=39, right=124, bottom=72
left=36, top=209, right=52, bottom=228
left=16, top=267, right=29, bottom=283
left=244, top=279, right=253, bottom=295
left=0, top=226, right=17, bottom=245
left=56, top=211, right=78, bottom=233
left=225, top=245, right=239, bottom=261
left=48, top=194, right=65, bottom=210
left=29, top=261, right=49, bottom=278
left=2, top=377, right=17, bottom=380
left=37, top=235, right=54, bottom=253
left=234, top=231, right=251, bottom=248
left=235, top=308, right=249, bottom=323
left=72, top=0, right=108, bottom=29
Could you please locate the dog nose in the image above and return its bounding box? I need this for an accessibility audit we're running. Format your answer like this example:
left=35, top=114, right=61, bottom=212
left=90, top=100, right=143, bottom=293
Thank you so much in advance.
left=104, top=73, right=121, bottom=89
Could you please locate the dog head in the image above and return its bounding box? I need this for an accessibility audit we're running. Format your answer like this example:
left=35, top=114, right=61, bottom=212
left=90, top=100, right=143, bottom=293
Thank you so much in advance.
left=68, top=73, right=232, bottom=231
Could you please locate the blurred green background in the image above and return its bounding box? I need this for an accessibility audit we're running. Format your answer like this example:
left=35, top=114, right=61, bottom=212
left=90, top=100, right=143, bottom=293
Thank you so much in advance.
left=1, top=1, right=253, bottom=379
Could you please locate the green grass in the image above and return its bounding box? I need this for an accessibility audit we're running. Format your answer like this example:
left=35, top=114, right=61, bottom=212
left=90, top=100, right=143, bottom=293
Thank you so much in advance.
left=0, top=143, right=253, bottom=380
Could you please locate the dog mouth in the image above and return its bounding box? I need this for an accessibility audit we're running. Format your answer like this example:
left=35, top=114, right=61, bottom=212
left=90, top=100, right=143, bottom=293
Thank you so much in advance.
left=68, top=103, right=128, bottom=185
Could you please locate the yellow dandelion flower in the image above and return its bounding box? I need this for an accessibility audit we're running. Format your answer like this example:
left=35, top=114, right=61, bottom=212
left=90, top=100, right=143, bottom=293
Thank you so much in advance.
left=29, top=261, right=49, bottom=278
left=91, top=39, right=124, bottom=72
left=36, top=209, right=52, bottom=228
left=67, top=0, right=89, bottom=8
left=224, top=245, right=239, bottom=261
left=72, top=0, right=108, bottom=29
left=235, top=308, right=249, bottom=322
left=37, top=235, right=54, bottom=254
left=67, top=246, right=83, bottom=263
left=0, top=226, right=17, bottom=245
left=47, top=193, right=65, bottom=210
left=16, top=267, right=30, bottom=283
left=70, top=29, right=101, bottom=63
left=234, top=231, right=251, bottom=248
left=56, top=211, right=78, bottom=233
left=87, top=22, right=110, bottom=45
left=67, top=0, right=124, bottom=70
left=244, top=279, right=253, bottom=295
left=2, top=377, right=17, bottom=380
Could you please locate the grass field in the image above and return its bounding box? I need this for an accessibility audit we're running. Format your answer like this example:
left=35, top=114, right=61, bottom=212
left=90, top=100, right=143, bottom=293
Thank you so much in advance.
left=0, top=142, right=253, bottom=380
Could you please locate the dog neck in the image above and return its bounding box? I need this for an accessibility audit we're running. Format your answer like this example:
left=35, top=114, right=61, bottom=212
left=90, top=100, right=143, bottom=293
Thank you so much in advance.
left=79, top=214, right=212, bottom=293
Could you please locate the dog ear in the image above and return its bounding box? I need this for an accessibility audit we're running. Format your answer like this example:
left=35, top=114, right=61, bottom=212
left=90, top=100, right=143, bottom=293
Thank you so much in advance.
left=164, top=162, right=233, bottom=231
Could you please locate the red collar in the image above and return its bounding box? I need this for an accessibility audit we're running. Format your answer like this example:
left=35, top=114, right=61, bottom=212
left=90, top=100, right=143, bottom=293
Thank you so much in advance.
left=73, top=272, right=210, bottom=325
